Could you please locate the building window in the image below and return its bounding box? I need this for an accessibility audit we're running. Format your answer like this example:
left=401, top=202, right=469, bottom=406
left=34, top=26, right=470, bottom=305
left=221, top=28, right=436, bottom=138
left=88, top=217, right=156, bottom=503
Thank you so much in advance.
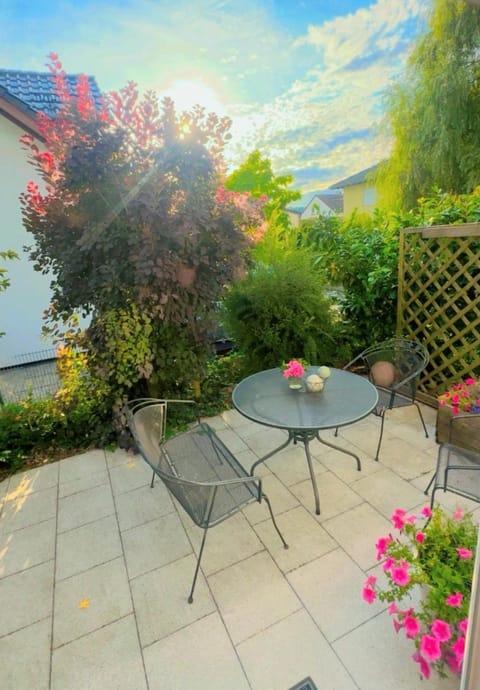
left=363, top=187, right=376, bottom=206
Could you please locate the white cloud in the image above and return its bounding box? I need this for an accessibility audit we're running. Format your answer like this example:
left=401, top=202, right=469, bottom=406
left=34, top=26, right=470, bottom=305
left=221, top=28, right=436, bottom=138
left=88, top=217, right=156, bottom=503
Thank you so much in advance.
left=226, top=0, right=426, bottom=189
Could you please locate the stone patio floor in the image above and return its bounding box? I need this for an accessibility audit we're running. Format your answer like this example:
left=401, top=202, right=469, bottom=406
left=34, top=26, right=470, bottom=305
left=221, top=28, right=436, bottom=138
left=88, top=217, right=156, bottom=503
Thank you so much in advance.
left=0, top=403, right=474, bottom=690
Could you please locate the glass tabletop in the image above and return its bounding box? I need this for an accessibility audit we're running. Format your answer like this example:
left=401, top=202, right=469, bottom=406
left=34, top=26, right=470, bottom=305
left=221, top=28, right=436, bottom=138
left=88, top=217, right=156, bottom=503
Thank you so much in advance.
left=232, top=367, right=378, bottom=432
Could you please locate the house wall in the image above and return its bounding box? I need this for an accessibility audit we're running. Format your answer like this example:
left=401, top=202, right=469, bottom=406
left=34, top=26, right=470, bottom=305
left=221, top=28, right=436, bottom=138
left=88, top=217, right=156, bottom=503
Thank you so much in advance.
left=0, top=116, right=55, bottom=367
left=343, top=182, right=377, bottom=216
left=301, top=197, right=336, bottom=220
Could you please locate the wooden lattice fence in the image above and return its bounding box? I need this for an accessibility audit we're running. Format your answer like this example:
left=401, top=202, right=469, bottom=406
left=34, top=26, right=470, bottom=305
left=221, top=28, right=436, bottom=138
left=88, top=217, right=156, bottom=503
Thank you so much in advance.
left=397, top=223, right=480, bottom=403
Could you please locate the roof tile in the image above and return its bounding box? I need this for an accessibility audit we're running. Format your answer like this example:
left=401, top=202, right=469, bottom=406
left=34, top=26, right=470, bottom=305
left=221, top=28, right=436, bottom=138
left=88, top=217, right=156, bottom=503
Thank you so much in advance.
left=0, top=68, right=102, bottom=118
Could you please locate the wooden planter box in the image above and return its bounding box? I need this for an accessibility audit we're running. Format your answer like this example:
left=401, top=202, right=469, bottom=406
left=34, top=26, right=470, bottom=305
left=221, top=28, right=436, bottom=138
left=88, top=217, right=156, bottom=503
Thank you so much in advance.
left=436, top=405, right=480, bottom=453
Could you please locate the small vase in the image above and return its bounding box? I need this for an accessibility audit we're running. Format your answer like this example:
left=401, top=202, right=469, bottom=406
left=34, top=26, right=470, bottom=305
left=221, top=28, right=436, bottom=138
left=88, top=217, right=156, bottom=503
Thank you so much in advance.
left=288, top=376, right=303, bottom=390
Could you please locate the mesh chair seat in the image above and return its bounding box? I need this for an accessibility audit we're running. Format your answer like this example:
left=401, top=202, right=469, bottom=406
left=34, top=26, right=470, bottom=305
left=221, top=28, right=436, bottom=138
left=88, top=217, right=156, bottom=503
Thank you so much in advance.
left=125, top=398, right=288, bottom=602
left=425, top=412, right=480, bottom=507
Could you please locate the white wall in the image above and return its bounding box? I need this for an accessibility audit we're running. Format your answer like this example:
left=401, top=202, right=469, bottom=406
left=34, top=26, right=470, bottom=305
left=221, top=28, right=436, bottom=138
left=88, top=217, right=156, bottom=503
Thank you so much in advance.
left=0, top=116, right=55, bottom=367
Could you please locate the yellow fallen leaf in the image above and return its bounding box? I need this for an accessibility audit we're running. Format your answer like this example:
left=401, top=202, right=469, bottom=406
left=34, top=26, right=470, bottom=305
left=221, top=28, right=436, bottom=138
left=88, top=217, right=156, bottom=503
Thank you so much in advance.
left=127, top=460, right=136, bottom=469
left=78, top=598, right=90, bottom=609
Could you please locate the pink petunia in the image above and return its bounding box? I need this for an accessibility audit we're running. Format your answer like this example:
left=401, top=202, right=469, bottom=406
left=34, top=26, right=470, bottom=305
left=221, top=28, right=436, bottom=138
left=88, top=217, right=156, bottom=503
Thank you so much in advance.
left=459, top=618, right=469, bottom=635
left=452, top=636, right=466, bottom=661
left=391, top=565, right=410, bottom=587
left=420, top=634, right=442, bottom=662
left=362, top=586, right=376, bottom=604
left=388, top=602, right=398, bottom=615
left=393, top=617, right=403, bottom=633
left=404, top=614, right=421, bottom=638
left=445, top=653, right=462, bottom=675
left=375, top=535, right=392, bottom=561
left=456, top=548, right=473, bottom=560
left=415, top=531, right=426, bottom=543
left=431, top=619, right=451, bottom=642
left=453, top=507, right=463, bottom=520
left=392, top=508, right=407, bottom=530
left=421, top=506, right=432, bottom=518
left=446, top=592, right=463, bottom=607
left=413, top=652, right=431, bottom=679
left=364, top=575, right=377, bottom=587
left=383, top=556, right=394, bottom=572
left=465, top=377, right=477, bottom=385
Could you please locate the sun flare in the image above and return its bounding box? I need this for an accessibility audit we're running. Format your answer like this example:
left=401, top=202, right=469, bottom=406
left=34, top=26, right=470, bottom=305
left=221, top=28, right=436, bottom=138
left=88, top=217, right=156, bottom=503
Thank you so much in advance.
left=161, top=78, right=226, bottom=115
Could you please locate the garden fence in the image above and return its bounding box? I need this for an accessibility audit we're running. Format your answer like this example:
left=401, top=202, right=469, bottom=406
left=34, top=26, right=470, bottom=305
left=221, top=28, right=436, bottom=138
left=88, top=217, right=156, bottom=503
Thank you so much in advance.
left=397, top=223, right=480, bottom=403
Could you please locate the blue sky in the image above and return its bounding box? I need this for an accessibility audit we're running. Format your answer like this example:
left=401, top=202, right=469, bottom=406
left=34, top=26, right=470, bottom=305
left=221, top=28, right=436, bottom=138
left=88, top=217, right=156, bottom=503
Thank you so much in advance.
left=0, top=0, right=427, bottom=191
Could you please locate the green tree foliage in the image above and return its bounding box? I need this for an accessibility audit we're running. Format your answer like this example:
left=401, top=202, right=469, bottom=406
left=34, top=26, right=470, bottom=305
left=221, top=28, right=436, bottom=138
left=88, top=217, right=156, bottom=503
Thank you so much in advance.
left=19, top=54, right=264, bottom=399
left=222, top=253, right=340, bottom=374
left=225, top=149, right=300, bottom=218
left=378, top=0, right=480, bottom=210
left=300, top=189, right=480, bottom=357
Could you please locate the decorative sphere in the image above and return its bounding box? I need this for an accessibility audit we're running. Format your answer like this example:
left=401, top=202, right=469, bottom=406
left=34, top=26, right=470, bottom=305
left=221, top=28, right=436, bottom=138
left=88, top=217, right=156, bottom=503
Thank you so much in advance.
left=306, top=374, right=324, bottom=392
left=317, top=366, right=331, bottom=379
left=370, top=360, right=396, bottom=388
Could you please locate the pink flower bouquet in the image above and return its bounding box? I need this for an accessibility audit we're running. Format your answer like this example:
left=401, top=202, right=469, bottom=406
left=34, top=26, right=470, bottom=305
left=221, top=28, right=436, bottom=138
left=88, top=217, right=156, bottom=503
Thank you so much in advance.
left=282, top=359, right=306, bottom=379
left=362, top=505, right=477, bottom=679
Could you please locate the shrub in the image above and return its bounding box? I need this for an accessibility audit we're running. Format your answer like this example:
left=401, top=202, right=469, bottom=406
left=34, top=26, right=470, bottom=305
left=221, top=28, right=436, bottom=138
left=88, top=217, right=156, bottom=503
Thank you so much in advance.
left=222, top=253, right=340, bottom=373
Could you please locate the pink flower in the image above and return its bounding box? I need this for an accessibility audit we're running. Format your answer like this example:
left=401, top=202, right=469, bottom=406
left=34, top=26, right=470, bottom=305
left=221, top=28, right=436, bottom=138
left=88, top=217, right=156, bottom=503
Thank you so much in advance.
left=431, top=619, right=451, bottom=642
left=375, top=535, right=392, bottom=561
left=446, top=592, right=463, bottom=607
left=415, top=531, right=425, bottom=543
left=282, top=359, right=305, bottom=378
left=413, top=652, right=431, bottom=679
left=456, top=547, right=473, bottom=560
left=404, top=614, right=421, bottom=638
left=393, top=617, right=403, bottom=633
left=452, top=636, right=465, bottom=661
left=382, top=556, right=394, bottom=572
left=465, top=377, right=477, bottom=385
left=445, top=653, right=462, bottom=674
left=421, top=506, right=432, bottom=518
left=391, top=565, right=410, bottom=587
left=362, top=586, right=376, bottom=604
left=459, top=618, right=469, bottom=635
left=392, top=508, right=407, bottom=530
left=420, top=634, right=442, bottom=662
left=453, top=507, right=464, bottom=520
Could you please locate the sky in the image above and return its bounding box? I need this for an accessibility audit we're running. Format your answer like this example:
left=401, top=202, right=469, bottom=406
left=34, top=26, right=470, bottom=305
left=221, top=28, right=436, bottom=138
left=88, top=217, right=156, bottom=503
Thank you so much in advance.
left=0, top=0, right=428, bottom=192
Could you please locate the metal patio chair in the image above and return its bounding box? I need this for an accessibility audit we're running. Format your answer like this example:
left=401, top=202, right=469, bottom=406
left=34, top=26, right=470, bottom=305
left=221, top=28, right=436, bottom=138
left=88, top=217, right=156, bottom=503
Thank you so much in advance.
left=424, top=412, right=480, bottom=508
left=337, top=338, right=429, bottom=461
left=125, top=398, right=288, bottom=603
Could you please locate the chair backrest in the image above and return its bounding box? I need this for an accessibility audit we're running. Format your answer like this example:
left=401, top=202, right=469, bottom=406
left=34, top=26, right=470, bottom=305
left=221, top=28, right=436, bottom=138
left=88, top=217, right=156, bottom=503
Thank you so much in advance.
left=361, top=338, right=428, bottom=397
left=125, top=399, right=258, bottom=528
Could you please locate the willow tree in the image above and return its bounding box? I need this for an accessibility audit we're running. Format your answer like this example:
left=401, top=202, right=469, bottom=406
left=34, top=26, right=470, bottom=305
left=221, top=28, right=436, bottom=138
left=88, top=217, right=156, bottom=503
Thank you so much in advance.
left=377, top=0, right=480, bottom=210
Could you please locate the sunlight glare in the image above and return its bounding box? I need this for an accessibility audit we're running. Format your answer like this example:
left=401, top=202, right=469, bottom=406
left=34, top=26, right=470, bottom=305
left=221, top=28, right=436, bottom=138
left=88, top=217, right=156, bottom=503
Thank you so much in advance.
left=161, top=79, right=227, bottom=115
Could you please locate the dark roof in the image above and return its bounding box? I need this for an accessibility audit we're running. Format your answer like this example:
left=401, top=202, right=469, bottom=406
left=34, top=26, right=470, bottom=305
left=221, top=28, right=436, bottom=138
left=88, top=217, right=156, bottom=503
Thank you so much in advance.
left=329, top=163, right=379, bottom=190
left=0, top=69, right=102, bottom=118
left=287, top=189, right=343, bottom=214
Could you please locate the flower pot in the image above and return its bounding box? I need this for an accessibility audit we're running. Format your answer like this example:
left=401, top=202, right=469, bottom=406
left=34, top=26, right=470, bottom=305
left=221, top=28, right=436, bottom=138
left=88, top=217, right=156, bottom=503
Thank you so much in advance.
left=436, top=405, right=480, bottom=453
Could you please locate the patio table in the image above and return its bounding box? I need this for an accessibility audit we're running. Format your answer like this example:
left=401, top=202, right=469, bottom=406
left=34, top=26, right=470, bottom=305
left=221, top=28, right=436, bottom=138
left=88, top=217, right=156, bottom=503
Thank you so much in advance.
left=232, top=367, right=378, bottom=514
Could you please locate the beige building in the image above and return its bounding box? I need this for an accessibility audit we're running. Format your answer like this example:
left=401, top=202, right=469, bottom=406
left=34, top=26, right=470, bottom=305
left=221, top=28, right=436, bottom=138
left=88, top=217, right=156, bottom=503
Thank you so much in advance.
left=330, top=163, right=379, bottom=217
